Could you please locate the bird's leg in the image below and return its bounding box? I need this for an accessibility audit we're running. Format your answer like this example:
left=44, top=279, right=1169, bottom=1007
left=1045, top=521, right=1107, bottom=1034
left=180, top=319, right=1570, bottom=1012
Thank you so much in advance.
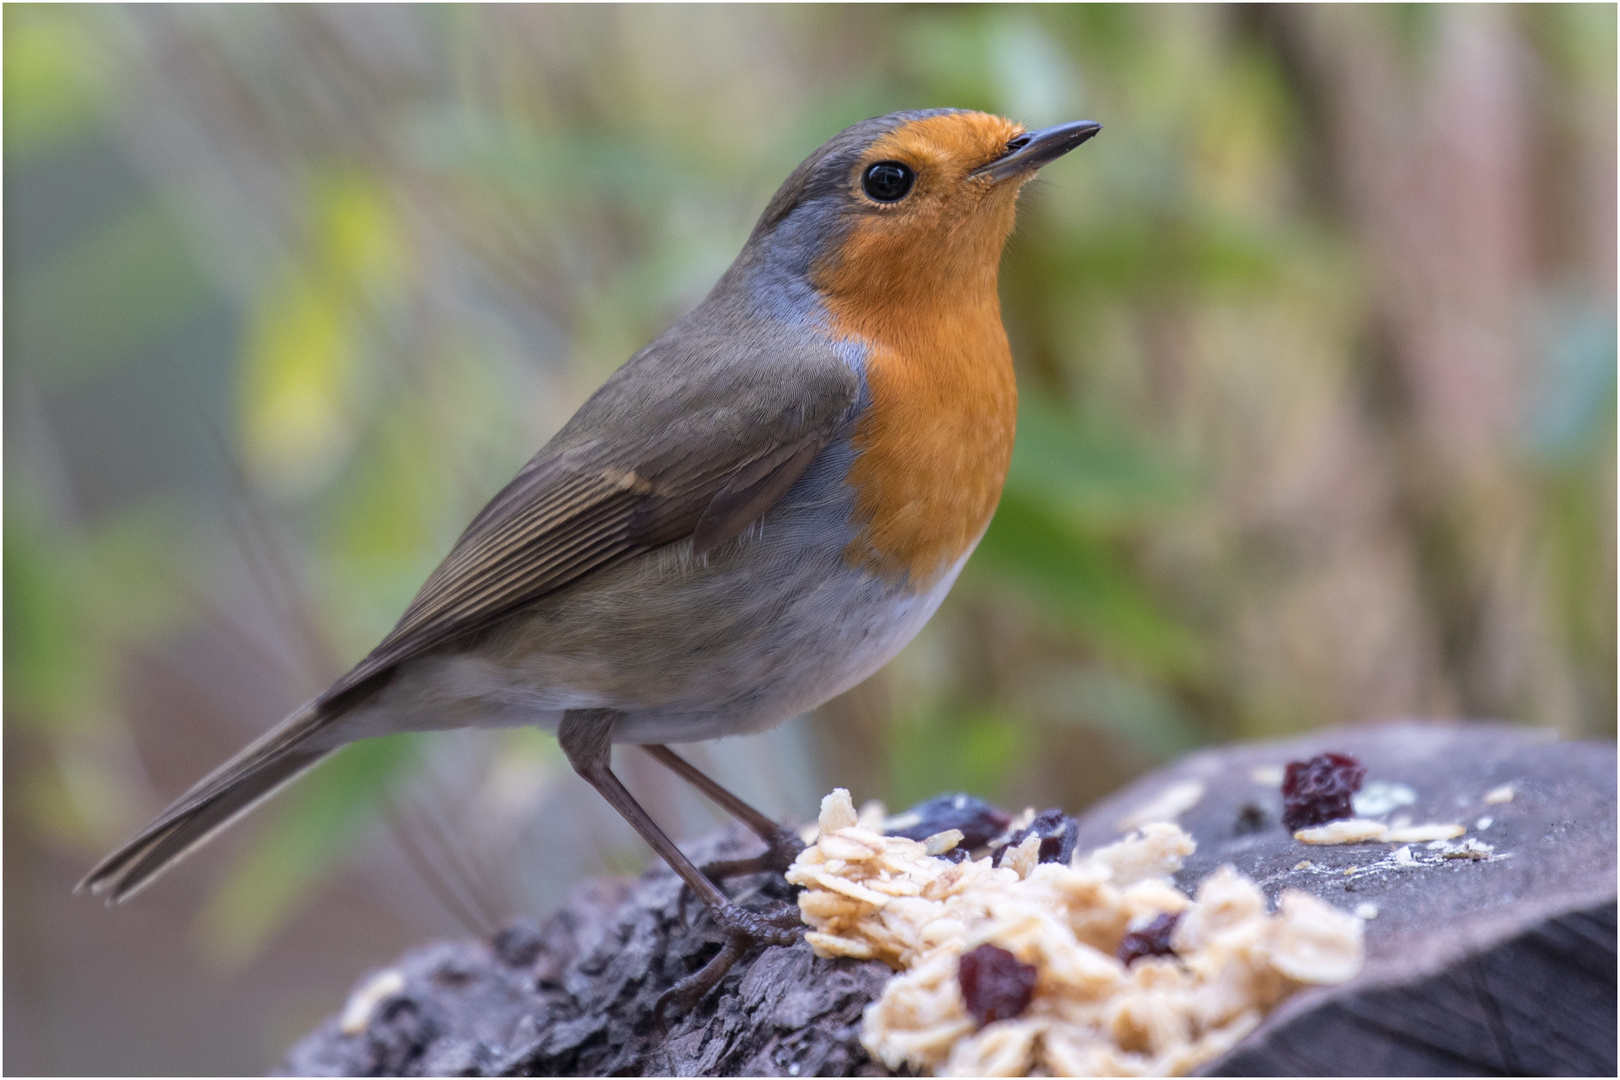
left=639, top=744, right=806, bottom=881
left=558, top=711, right=800, bottom=1026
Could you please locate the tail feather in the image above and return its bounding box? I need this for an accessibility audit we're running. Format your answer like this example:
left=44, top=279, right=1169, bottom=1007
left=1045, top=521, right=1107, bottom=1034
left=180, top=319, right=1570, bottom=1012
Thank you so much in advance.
left=78, top=701, right=339, bottom=903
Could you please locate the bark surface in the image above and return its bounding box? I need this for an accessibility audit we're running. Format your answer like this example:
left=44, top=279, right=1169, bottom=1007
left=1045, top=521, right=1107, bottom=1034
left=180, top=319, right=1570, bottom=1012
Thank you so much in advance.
left=283, top=722, right=1616, bottom=1076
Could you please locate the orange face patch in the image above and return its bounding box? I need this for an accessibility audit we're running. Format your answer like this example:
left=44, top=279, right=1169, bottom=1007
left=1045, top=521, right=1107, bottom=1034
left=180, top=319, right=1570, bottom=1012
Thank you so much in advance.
left=816, top=112, right=1026, bottom=589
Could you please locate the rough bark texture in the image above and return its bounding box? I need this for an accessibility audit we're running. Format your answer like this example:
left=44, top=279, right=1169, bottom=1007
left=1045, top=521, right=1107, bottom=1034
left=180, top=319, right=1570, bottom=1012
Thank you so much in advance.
left=283, top=722, right=1616, bottom=1076
left=1078, top=723, right=1617, bottom=1077
left=281, top=830, right=892, bottom=1077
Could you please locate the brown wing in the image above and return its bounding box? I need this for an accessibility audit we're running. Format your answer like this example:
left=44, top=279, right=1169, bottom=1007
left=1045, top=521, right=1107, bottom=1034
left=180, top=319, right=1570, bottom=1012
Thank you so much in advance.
left=81, top=360, right=854, bottom=901
left=316, top=354, right=858, bottom=710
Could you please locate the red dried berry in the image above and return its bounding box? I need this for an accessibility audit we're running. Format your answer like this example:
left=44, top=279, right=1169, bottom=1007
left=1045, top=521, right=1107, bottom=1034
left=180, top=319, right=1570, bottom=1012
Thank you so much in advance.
left=1281, top=752, right=1367, bottom=830
left=1117, top=912, right=1181, bottom=966
left=958, top=943, right=1037, bottom=1027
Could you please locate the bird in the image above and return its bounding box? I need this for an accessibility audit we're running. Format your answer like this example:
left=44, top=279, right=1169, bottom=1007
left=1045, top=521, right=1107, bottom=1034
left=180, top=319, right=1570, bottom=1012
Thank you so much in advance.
left=79, top=107, right=1101, bottom=1015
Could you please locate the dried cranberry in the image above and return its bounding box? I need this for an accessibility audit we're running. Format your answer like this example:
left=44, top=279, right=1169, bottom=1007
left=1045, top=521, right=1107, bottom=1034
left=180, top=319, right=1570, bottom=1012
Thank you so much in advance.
left=991, top=808, right=1079, bottom=867
left=885, top=793, right=1012, bottom=849
left=1281, top=752, right=1367, bottom=830
left=1117, top=912, right=1181, bottom=966
left=958, top=944, right=1037, bottom=1027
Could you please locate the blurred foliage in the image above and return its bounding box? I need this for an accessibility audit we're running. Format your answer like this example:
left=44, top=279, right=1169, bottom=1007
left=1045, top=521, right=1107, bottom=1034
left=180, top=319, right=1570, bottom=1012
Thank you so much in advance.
left=5, top=10, right=1614, bottom=1051
left=198, top=732, right=419, bottom=968
left=4, top=482, right=190, bottom=846
left=3, top=4, right=113, bottom=156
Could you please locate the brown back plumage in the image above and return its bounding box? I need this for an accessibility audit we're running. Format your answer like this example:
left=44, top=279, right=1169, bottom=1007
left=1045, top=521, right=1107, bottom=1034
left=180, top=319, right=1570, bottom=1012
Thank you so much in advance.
left=80, top=323, right=858, bottom=902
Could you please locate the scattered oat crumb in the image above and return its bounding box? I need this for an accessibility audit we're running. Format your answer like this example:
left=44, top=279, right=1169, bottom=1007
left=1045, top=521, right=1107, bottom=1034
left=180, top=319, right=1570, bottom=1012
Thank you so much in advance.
left=820, top=788, right=859, bottom=832
left=1441, top=838, right=1495, bottom=861
left=1354, top=902, right=1379, bottom=920
left=1484, top=784, right=1516, bottom=805
left=791, top=794, right=1363, bottom=1078
left=1295, top=819, right=1389, bottom=844
left=1393, top=845, right=1417, bottom=867
left=1001, top=831, right=1042, bottom=879
left=1385, top=823, right=1465, bottom=843
left=1352, top=781, right=1417, bottom=818
left=1251, top=765, right=1285, bottom=786
left=1293, top=860, right=1314, bottom=870
left=924, top=829, right=965, bottom=856
left=858, top=799, right=889, bottom=832
left=984, top=807, right=1037, bottom=858
left=1090, top=821, right=1197, bottom=886
left=1263, top=890, right=1366, bottom=984
left=1117, top=779, right=1206, bottom=832
left=340, top=968, right=406, bottom=1034
left=1426, top=839, right=1452, bottom=850
left=1475, top=816, right=1493, bottom=831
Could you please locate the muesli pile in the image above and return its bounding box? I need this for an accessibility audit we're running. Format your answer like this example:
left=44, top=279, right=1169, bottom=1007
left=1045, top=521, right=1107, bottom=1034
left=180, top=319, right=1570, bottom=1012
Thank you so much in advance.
left=787, top=790, right=1363, bottom=1077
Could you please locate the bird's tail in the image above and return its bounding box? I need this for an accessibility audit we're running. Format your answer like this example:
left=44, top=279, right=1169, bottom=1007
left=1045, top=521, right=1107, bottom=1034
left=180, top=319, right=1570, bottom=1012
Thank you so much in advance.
left=76, top=699, right=338, bottom=903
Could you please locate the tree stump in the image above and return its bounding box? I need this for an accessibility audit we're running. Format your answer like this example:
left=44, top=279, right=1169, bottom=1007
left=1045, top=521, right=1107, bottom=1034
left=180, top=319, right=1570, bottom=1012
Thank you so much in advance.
left=282, top=722, right=1616, bottom=1076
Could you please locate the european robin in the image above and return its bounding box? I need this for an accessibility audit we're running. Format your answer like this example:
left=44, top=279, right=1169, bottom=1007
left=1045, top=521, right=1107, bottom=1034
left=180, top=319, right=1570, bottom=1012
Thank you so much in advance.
left=80, top=108, right=1101, bottom=1013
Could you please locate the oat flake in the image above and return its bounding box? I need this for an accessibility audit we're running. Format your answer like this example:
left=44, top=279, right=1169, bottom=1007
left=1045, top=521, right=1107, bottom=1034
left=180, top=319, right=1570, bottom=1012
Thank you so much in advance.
left=788, top=789, right=1364, bottom=1076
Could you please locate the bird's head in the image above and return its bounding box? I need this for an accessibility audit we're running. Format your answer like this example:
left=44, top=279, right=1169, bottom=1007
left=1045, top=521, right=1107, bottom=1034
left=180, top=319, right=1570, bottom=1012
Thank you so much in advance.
left=744, top=109, right=1100, bottom=314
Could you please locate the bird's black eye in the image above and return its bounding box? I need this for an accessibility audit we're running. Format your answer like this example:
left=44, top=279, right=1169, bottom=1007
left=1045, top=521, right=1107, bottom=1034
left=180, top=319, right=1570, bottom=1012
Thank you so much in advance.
left=862, top=161, right=915, bottom=203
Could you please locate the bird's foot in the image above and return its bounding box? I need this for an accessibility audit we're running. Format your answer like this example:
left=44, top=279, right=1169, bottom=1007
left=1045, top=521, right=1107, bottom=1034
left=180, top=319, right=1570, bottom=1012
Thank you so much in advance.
left=678, top=825, right=806, bottom=926
left=700, top=824, right=806, bottom=882
left=655, top=899, right=803, bottom=1030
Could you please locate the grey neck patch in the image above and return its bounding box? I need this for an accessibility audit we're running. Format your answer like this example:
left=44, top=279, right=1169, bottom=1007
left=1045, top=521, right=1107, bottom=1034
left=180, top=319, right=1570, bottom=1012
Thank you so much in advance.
left=706, top=109, right=970, bottom=330
left=699, top=109, right=976, bottom=335
left=746, top=109, right=968, bottom=261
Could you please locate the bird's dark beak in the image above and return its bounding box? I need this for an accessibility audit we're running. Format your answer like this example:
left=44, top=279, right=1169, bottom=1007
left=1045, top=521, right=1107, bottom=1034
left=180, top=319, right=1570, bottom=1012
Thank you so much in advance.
left=971, top=120, right=1102, bottom=182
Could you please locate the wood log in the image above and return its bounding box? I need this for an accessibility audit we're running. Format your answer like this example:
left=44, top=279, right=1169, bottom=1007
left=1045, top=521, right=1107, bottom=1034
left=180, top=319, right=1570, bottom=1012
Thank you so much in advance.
left=282, top=722, right=1615, bottom=1076
left=1077, top=723, right=1617, bottom=1077
left=280, top=835, right=892, bottom=1076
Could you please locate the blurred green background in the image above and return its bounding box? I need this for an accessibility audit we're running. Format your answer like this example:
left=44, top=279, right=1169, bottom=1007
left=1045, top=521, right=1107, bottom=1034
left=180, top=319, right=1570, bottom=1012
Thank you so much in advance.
left=5, top=5, right=1613, bottom=1074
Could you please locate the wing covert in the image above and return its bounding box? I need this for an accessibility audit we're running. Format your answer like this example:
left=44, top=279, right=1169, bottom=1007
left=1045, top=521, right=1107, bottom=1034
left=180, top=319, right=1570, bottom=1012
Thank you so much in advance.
left=317, top=345, right=858, bottom=708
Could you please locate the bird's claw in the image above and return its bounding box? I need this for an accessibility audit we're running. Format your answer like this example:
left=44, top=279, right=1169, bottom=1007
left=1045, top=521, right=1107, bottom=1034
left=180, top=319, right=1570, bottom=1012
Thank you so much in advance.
left=700, top=825, right=805, bottom=881
left=677, top=826, right=806, bottom=926
left=655, top=899, right=803, bottom=1031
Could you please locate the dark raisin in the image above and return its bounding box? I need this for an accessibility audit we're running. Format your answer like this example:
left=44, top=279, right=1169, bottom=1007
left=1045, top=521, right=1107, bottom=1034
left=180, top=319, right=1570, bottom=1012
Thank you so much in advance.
left=885, top=793, right=1012, bottom=849
left=1117, top=912, right=1181, bottom=966
left=932, top=846, right=970, bottom=864
left=958, top=943, right=1037, bottom=1027
left=991, top=808, right=1078, bottom=867
left=1234, top=801, right=1268, bottom=834
left=1280, top=752, right=1368, bottom=830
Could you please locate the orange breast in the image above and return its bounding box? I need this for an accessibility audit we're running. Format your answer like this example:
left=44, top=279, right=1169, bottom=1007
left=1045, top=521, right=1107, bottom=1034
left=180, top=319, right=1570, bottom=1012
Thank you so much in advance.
left=823, top=266, right=1018, bottom=591
left=811, top=111, right=1026, bottom=591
